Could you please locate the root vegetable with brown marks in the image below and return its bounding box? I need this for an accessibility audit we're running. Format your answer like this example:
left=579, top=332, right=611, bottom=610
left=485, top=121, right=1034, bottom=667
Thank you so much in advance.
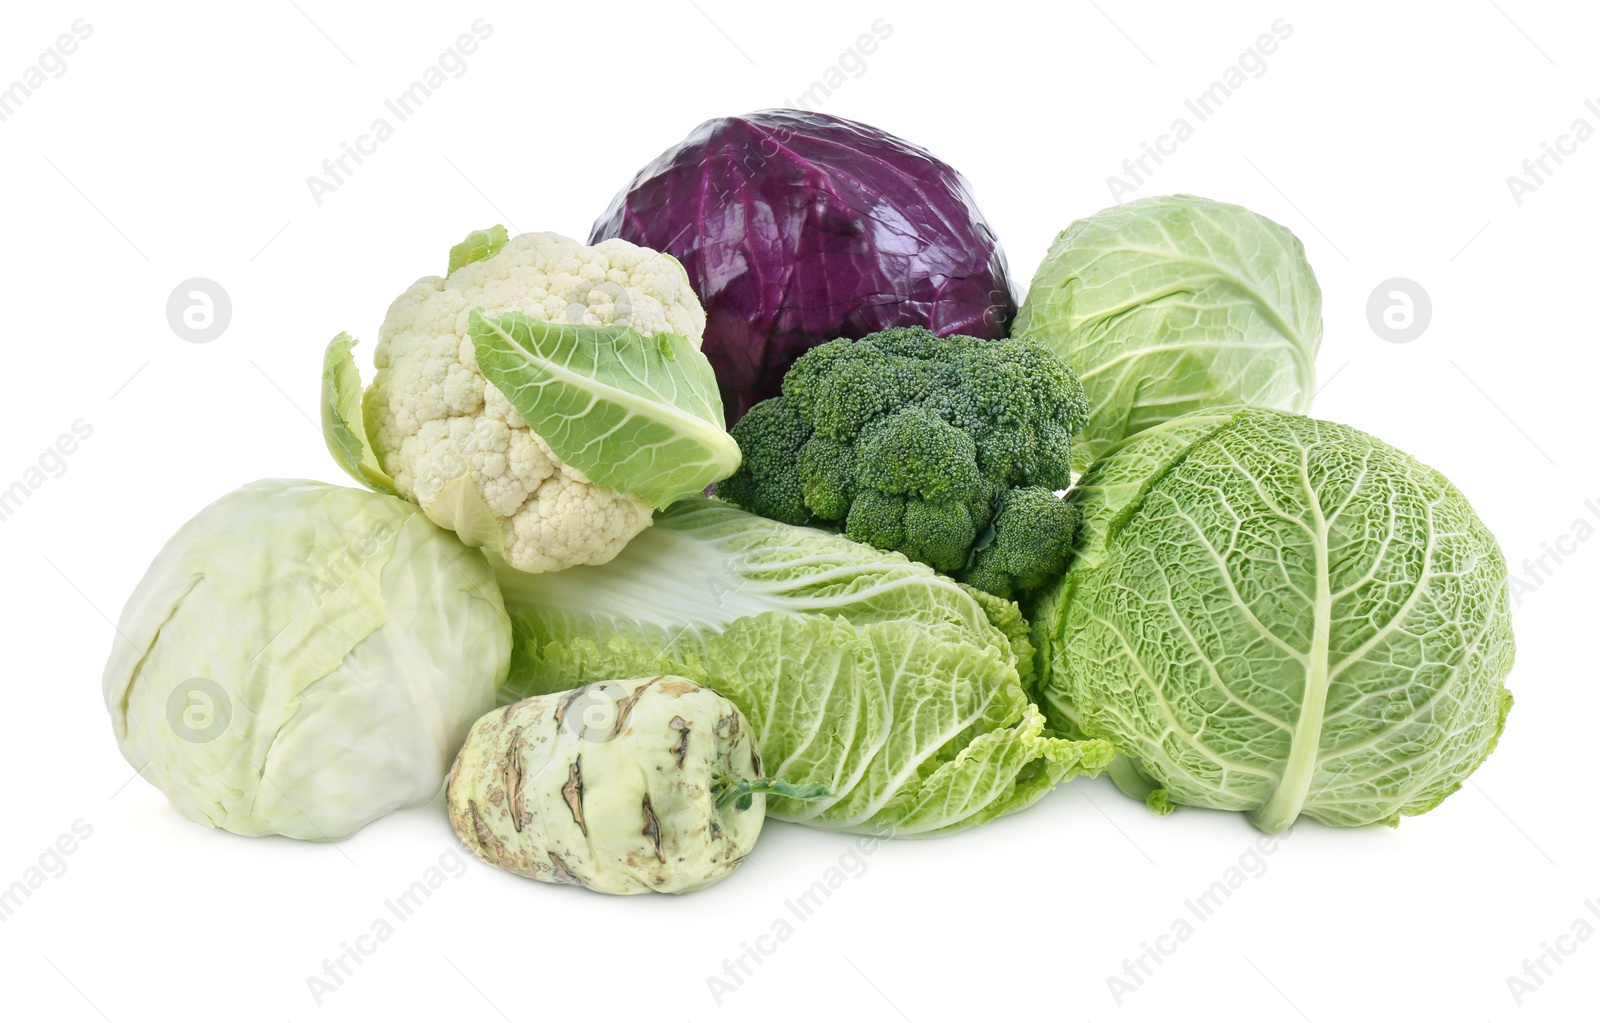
left=447, top=675, right=819, bottom=895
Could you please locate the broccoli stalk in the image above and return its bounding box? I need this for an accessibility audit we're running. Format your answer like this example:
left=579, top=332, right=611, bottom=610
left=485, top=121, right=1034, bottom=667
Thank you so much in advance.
left=717, top=327, right=1089, bottom=598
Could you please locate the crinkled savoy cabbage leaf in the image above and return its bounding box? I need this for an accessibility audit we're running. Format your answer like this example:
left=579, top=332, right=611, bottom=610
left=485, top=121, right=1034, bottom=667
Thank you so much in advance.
left=1033, top=406, right=1513, bottom=833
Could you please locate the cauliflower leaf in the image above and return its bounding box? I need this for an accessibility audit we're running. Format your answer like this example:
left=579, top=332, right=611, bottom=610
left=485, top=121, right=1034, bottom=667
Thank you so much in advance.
left=469, top=310, right=741, bottom=510
left=320, top=333, right=395, bottom=496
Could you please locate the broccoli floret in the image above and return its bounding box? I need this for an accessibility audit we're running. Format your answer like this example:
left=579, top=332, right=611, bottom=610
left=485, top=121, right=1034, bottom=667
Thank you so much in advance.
left=856, top=408, right=985, bottom=505
left=931, top=336, right=1089, bottom=485
left=844, top=489, right=907, bottom=552
left=715, top=397, right=812, bottom=523
left=900, top=500, right=980, bottom=572
left=963, top=487, right=1082, bottom=599
left=784, top=335, right=930, bottom=439
left=843, top=494, right=976, bottom=573
left=799, top=434, right=857, bottom=520
left=721, top=327, right=1090, bottom=597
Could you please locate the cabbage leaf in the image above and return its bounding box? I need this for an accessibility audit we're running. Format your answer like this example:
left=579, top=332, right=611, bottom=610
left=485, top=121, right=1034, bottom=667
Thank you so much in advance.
left=496, top=498, right=1113, bottom=836
left=1014, top=195, right=1322, bottom=473
left=1032, top=407, right=1514, bottom=833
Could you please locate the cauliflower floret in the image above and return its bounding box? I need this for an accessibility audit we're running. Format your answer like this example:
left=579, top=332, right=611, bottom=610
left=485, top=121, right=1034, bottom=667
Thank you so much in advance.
left=366, top=231, right=708, bottom=573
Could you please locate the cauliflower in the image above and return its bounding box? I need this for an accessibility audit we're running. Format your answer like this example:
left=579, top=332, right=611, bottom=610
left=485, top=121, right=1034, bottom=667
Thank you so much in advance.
left=324, top=227, right=736, bottom=574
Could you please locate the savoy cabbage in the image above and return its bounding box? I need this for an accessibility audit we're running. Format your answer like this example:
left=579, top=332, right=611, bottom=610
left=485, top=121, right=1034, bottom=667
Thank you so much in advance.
left=1032, top=407, right=1514, bottom=833
left=496, top=497, right=1114, bottom=836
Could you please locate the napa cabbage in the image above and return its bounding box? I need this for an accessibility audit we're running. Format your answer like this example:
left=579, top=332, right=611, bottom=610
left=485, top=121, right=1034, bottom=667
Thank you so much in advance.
left=495, top=497, right=1113, bottom=836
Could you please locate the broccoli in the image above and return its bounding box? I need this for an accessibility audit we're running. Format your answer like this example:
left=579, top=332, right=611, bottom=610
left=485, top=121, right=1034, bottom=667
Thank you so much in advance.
left=715, top=398, right=811, bottom=523
left=717, top=327, right=1089, bottom=597
left=964, top=486, right=1083, bottom=599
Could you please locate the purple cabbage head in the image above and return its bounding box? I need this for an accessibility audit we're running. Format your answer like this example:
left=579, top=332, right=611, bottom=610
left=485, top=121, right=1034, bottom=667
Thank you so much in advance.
left=589, top=109, right=1015, bottom=422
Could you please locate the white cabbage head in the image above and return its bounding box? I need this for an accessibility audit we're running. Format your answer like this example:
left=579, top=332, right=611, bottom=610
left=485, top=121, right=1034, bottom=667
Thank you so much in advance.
left=103, top=479, right=512, bottom=840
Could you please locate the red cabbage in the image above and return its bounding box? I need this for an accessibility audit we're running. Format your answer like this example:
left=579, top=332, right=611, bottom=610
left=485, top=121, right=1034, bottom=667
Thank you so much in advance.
left=589, top=109, right=1015, bottom=422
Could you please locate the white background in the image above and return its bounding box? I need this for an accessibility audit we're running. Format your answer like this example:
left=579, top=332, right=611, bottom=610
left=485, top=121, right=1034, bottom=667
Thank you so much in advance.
left=1, top=2, right=1594, bottom=1020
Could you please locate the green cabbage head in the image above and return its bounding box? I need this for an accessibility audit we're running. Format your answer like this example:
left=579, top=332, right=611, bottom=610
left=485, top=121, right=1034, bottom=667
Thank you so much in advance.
left=1032, top=407, right=1514, bottom=833
left=103, top=479, right=512, bottom=840
left=1014, top=195, right=1322, bottom=474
